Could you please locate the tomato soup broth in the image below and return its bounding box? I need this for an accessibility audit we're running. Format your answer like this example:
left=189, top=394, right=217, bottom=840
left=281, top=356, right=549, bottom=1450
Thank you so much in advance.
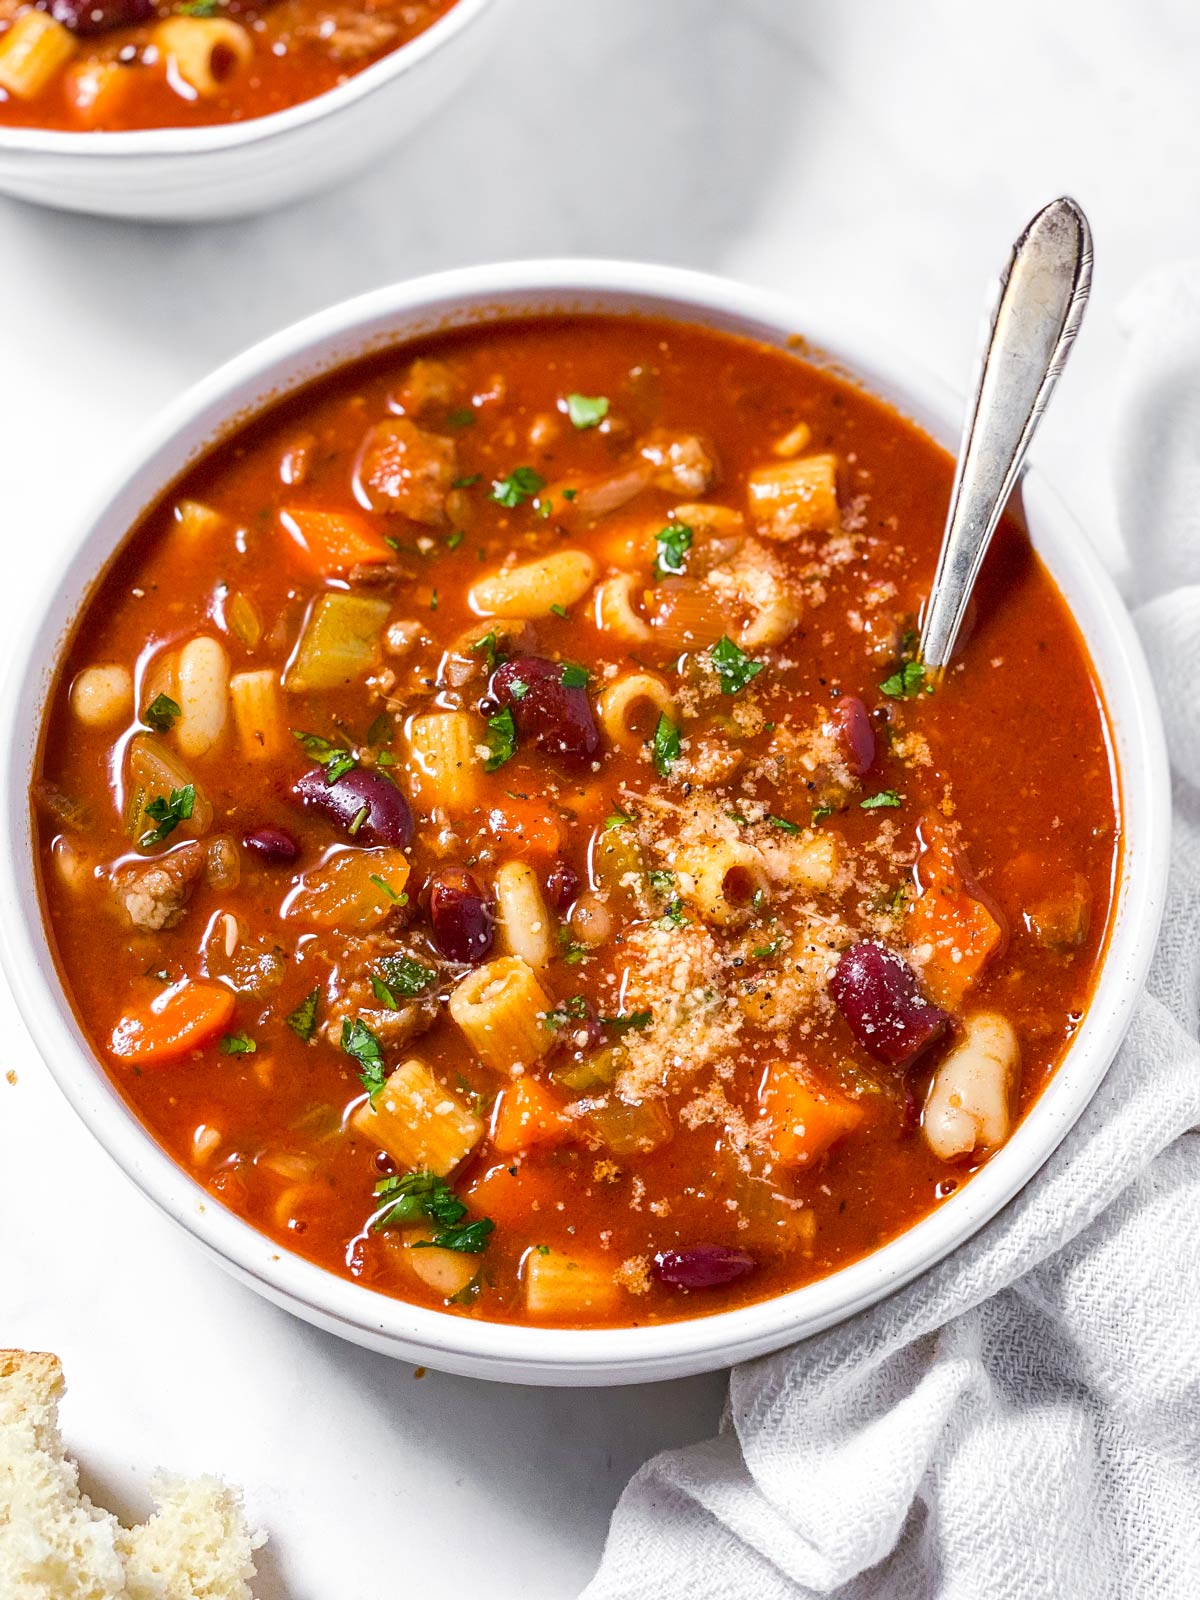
left=0, top=0, right=457, bottom=132
left=33, top=317, right=1119, bottom=1328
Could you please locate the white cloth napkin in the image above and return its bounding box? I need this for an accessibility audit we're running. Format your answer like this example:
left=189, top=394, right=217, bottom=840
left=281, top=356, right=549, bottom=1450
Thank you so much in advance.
left=584, top=268, right=1200, bottom=1600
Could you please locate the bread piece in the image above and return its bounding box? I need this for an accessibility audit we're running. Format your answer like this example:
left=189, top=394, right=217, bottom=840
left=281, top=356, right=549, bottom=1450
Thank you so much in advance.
left=0, top=1351, right=264, bottom=1600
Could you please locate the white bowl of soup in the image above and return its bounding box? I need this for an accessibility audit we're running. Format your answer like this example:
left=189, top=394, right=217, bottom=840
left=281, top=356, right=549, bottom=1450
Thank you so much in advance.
left=0, top=0, right=505, bottom=220
left=0, top=262, right=1169, bottom=1384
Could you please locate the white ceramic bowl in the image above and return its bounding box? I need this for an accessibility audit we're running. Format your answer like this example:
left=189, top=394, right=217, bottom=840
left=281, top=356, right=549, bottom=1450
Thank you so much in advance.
left=0, top=262, right=1170, bottom=1384
left=0, top=0, right=505, bottom=221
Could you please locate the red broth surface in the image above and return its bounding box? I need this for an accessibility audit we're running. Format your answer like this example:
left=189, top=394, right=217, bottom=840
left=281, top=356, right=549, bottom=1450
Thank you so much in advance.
left=33, top=317, right=1119, bottom=1328
left=0, top=0, right=456, bottom=131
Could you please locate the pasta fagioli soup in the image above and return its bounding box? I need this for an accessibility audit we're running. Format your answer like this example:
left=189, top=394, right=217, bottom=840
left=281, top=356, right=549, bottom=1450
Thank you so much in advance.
left=33, top=317, right=1119, bottom=1328
left=0, top=0, right=456, bottom=130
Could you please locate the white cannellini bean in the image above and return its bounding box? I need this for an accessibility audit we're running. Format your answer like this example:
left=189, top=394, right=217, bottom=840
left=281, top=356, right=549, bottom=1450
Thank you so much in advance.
left=70, top=664, right=133, bottom=729
left=923, top=1011, right=1020, bottom=1162
left=175, top=635, right=229, bottom=759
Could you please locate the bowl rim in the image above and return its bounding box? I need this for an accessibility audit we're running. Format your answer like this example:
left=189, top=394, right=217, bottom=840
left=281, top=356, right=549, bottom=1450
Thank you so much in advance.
left=0, top=260, right=1171, bottom=1383
left=0, top=0, right=497, bottom=158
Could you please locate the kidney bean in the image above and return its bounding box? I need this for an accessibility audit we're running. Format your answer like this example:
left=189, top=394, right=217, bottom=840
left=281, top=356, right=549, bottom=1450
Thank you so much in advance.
left=830, top=940, right=949, bottom=1067
left=293, top=764, right=413, bottom=849
left=428, top=868, right=495, bottom=964
left=834, top=695, right=875, bottom=777
left=242, top=826, right=298, bottom=864
left=544, top=858, right=581, bottom=912
left=654, top=1246, right=757, bottom=1290
left=43, top=0, right=153, bottom=34
left=491, top=656, right=599, bottom=764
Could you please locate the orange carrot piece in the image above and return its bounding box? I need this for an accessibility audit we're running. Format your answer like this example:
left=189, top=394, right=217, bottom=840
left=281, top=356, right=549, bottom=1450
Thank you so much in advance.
left=109, top=980, right=235, bottom=1066
left=464, top=1159, right=558, bottom=1229
left=485, top=799, right=566, bottom=861
left=906, top=822, right=1005, bottom=1008
left=280, top=508, right=393, bottom=576
left=491, top=1078, right=574, bottom=1156
left=761, top=1062, right=864, bottom=1166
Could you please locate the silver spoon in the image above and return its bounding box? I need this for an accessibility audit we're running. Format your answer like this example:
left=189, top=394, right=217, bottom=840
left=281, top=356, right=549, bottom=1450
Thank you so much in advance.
left=919, top=197, right=1093, bottom=677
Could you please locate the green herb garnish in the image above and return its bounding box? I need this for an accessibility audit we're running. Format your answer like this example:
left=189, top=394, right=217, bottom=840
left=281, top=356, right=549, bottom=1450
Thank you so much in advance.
left=605, top=809, right=634, bottom=830
left=490, top=466, right=546, bottom=508
left=549, top=603, right=568, bottom=619
left=219, top=1031, right=256, bottom=1055
left=368, top=873, right=405, bottom=904
left=285, top=988, right=320, bottom=1042
left=711, top=635, right=764, bottom=695
left=484, top=706, right=517, bottom=771
left=342, top=1017, right=386, bottom=1101
left=293, top=730, right=357, bottom=784
left=600, top=1009, right=653, bottom=1034
left=766, top=814, right=800, bottom=835
left=654, top=521, right=693, bottom=579
left=143, top=693, right=181, bottom=733
left=138, top=785, right=194, bottom=849
left=879, top=660, right=927, bottom=699
left=414, top=1219, right=495, bottom=1253
left=861, top=790, right=903, bottom=810
left=446, top=407, right=476, bottom=429
left=560, top=662, right=589, bottom=689
left=471, top=630, right=498, bottom=671
left=565, top=393, right=609, bottom=430
left=651, top=713, right=681, bottom=778
left=374, top=955, right=437, bottom=1003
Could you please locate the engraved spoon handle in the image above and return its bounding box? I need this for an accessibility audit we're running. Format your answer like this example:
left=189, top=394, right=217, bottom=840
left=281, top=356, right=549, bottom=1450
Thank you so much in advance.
left=919, top=197, right=1093, bottom=675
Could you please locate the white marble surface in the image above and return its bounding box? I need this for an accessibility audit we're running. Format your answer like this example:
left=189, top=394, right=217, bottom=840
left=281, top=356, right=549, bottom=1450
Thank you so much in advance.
left=0, top=1, right=1197, bottom=1593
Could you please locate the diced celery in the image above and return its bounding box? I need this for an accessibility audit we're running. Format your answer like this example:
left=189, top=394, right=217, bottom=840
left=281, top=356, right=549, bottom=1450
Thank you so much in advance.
left=284, top=593, right=391, bottom=692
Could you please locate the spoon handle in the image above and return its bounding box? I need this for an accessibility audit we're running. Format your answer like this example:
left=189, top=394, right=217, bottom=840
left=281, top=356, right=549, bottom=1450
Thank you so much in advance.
left=919, top=197, right=1093, bottom=674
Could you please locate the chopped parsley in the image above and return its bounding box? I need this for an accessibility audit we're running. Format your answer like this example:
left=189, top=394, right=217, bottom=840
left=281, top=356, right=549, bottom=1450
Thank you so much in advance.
left=766, top=814, right=801, bottom=835
left=647, top=868, right=677, bottom=898
left=484, top=706, right=517, bottom=771
left=861, top=790, right=903, bottom=810
left=453, top=472, right=482, bottom=489
left=138, top=785, right=194, bottom=849
left=372, top=1170, right=465, bottom=1230
left=348, top=805, right=369, bottom=837
left=342, top=1017, right=386, bottom=1101
left=368, top=872, right=405, bottom=903
left=549, top=603, right=569, bottom=619
left=285, top=988, right=320, bottom=1042
left=654, top=521, right=693, bottom=579
left=879, top=660, right=928, bottom=699
left=651, top=713, right=681, bottom=778
left=414, top=1219, right=495, bottom=1253
left=446, top=407, right=476, bottom=429
left=143, top=693, right=181, bottom=733
left=471, top=630, right=498, bottom=671
left=556, top=927, right=589, bottom=965
left=565, top=393, right=609, bottom=429
left=560, top=662, right=589, bottom=689
left=751, top=941, right=780, bottom=959
left=657, top=900, right=689, bottom=930
left=600, top=1009, right=653, bottom=1034
left=605, top=809, right=634, bottom=830
left=373, top=955, right=437, bottom=1004
left=219, top=1031, right=256, bottom=1055
left=490, top=466, right=545, bottom=508
left=293, top=730, right=357, bottom=784
left=711, top=635, right=764, bottom=695
left=366, top=711, right=392, bottom=748
left=812, top=803, right=835, bottom=824
left=176, top=0, right=218, bottom=13
left=445, top=530, right=465, bottom=550
left=544, top=995, right=591, bottom=1031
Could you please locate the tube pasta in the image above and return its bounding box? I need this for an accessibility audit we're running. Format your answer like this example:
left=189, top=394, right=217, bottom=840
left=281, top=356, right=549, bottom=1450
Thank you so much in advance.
left=596, top=672, right=676, bottom=748
left=352, top=1059, right=482, bottom=1177
left=759, top=830, right=840, bottom=892
left=747, top=453, right=840, bottom=539
left=175, top=636, right=229, bottom=759
left=229, top=669, right=286, bottom=761
left=494, top=862, right=554, bottom=971
left=0, top=12, right=75, bottom=99
left=675, top=840, right=770, bottom=927
left=70, top=665, right=133, bottom=730
left=469, top=549, right=596, bottom=618
left=593, top=573, right=652, bottom=642
left=523, top=1248, right=621, bottom=1319
left=923, top=1012, right=1020, bottom=1162
left=407, top=710, right=479, bottom=810
left=448, top=956, right=554, bottom=1073
left=771, top=421, right=813, bottom=458
left=155, top=16, right=253, bottom=98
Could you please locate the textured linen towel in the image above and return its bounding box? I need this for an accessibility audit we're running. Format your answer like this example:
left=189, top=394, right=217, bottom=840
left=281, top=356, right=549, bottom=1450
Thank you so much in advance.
left=584, top=267, right=1200, bottom=1599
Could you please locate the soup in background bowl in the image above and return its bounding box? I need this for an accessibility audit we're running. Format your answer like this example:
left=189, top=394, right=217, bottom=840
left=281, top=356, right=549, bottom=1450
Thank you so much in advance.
left=0, top=265, right=1169, bottom=1383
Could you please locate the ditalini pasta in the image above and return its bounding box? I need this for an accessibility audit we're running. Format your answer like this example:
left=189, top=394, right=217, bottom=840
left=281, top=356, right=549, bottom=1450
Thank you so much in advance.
left=31, top=315, right=1118, bottom=1329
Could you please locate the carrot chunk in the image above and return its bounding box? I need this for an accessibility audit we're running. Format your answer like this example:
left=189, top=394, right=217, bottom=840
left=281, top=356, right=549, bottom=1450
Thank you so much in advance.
left=907, top=822, right=1005, bottom=1009
left=485, top=799, right=566, bottom=861
left=280, top=508, right=393, bottom=576
left=110, top=980, right=235, bottom=1065
left=761, top=1062, right=864, bottom=1165
left=491, top=1078, right=574, bottom=1156
left=464, top=1159, right=558, bottom=1229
